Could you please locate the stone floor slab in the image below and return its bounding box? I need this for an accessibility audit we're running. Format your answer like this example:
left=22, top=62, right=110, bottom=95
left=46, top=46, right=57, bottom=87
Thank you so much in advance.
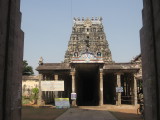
left=56, top=108, right=117, bottom=120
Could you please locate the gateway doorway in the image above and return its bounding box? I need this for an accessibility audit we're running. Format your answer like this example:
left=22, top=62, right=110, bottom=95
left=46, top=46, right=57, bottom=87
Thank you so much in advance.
left=75, top=64, right=100, bottom=106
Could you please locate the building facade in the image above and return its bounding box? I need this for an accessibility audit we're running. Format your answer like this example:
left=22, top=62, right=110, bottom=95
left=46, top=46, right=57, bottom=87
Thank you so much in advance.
left=37, top=17, right=141, bottom=106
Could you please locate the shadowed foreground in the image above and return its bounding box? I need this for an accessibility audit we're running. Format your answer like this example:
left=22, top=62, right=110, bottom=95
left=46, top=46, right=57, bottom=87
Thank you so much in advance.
left=78, top=106, right=143, bottom=120
left=109, top=109, right=143, bottom=120
left=22, top=106, right=143, bottom=120
left=22, top=107, right=67, bottom=120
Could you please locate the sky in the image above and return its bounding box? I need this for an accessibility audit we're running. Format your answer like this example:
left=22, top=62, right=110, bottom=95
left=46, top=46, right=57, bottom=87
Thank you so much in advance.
left=20, top=0, right=143, bottom=75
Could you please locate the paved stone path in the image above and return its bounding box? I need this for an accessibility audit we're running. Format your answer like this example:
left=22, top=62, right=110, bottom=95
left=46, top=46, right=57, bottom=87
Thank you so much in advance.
left=56, top=108, right=118, bottom=120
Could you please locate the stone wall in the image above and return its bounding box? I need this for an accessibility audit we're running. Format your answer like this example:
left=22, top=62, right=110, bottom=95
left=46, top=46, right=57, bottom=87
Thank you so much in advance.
left=140, top=0, right=160, bottom=120
left=0, top=0, right=23, bottom=120
left=22, top=76, right=39, bottom=97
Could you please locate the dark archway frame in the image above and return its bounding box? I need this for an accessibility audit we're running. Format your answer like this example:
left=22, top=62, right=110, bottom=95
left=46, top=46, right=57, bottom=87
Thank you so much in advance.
left=0, top=0, right=160, bottom=120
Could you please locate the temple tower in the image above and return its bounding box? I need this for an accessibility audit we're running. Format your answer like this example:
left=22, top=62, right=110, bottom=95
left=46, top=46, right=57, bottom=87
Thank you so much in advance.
left=64, top=17, right=112, bottom=63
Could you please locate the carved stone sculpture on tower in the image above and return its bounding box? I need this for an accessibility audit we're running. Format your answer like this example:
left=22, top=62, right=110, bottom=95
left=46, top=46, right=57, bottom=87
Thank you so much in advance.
left=64, top=17, right=112, bottom=63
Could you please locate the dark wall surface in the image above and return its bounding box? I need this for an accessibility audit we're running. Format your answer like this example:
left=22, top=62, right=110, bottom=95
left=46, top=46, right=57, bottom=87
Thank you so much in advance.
left=140, top=0, right=160, bottom=120
left=0, top=0, right=24, bottom=120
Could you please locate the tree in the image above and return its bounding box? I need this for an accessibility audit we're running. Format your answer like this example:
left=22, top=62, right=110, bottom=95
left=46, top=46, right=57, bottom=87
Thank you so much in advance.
left=23, top=60, right=34, bottom=75
left=31, top=88, right=39, bottom=104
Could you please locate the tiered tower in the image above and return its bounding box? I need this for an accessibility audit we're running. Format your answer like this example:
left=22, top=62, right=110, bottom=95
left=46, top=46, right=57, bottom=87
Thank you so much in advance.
left=64, top=17, right=112, bottom=63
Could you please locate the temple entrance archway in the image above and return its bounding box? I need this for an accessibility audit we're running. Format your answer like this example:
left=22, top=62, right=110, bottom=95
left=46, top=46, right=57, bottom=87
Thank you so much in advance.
left=1, top=1, right=160, bottom=120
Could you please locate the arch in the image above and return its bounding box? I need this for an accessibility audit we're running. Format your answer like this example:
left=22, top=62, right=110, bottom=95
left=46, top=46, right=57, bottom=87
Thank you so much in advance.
left=0, top=1, right=160, bottom=120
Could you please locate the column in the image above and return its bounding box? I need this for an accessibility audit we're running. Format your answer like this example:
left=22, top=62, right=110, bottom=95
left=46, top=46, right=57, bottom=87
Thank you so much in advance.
left=54, top=74, right=58, bottom=98
left=133, top=75, right=137, bottom=105
left=70, top=68, right=76, bottom=106
left=71, top=73, right=76, bottom=93
left=44, top=75, right=48, bottom=103
left=54, top=75, right=58, bottom=80
left=99, top=68, right=103, bottom=106
left=51, top=91, right=54, bottom=102
left=116, top=73, right=121, bottom=106
left=38, top=74, right=43, bottom=105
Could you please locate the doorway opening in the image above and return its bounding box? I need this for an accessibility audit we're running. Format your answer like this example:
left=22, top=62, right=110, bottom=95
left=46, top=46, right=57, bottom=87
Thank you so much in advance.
left=103, top=73, right=116, bottom=104
left=75, top=64, right=100, bottom=106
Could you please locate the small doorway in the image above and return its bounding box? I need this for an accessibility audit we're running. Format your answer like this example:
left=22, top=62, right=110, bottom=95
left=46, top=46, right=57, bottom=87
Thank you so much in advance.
left=103, top=73, right=116, bottom=104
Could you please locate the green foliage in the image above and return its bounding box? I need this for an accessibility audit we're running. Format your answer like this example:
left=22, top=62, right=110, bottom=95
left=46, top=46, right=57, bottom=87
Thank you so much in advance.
left=22, top=88, right=39, bottom=105
left=23, top=60, right=34, bottom=75
left=32, top=88, right=39, bottom=104
left=22, top=96, right=31, bottom=105
left=32, top=88, right=39, bottom=96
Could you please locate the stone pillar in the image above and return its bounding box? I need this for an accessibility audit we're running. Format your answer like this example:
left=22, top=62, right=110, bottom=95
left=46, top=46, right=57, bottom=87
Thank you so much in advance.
left=140, top=1, right=160, bottom=120
left=54, top=75, right=58, bottom=80
left=51, top=92, right=54, bottom=102
left=116, top=73, right=121, bottom=106
left=71, top=73, right=76, bottom=93
left=70, top=69, right=76, bottom=106
left=99, top=68, right=103, bottom=106
left=54, top=74, right=58, bottom=98
left=0, top=0, right=23, bottom=120
left=44, top=75, right=48, bottom=103
left=38, top=74, right=43, bottom=105
left=133, top=75, right=137, bottom=105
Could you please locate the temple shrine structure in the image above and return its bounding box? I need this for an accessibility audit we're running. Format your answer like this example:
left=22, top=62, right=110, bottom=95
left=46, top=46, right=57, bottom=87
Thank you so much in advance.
left=36, top=17, right=142, bottom=106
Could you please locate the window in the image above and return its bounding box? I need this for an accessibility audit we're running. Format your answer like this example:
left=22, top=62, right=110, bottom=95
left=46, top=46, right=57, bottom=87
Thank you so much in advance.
left=74, top=52, right=78, bottom=57
left=97, top=52, right=101, bottom=57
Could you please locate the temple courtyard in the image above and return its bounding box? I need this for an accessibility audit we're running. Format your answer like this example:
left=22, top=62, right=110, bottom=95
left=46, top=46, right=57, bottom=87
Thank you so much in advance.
left=22, top=105, right=142, bottom=120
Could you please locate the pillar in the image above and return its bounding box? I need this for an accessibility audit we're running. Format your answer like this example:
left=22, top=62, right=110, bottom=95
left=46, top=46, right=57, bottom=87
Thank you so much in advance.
left=48, top=92, right=51, bottom=103
left=54, top=75, right=58, bottom=80
left=44, top=75, right=48, bottom=103
left=54, top=74, right=58, bottom=98
left=116, top=73, right=121, bottom=106
left=0, top=1, right=23, bottom=120
left=70, top=68, right=76, bottom=106
left=99, top=68, right=103, bottom=106
left=71, top=73, right=76, bottom=93
left=140, top=1, right=160, bottom=119
left=51, top=91, right=54, bottom=102
left=38, top=74, right=43, bottom=105
left=133, top=75, right=137, bottom=105
left=46, top=75, right=50, bottom=103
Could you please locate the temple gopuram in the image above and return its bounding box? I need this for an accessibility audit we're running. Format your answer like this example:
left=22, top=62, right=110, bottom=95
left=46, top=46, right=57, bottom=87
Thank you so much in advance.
left=36, top=17, right=142, bottom=106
